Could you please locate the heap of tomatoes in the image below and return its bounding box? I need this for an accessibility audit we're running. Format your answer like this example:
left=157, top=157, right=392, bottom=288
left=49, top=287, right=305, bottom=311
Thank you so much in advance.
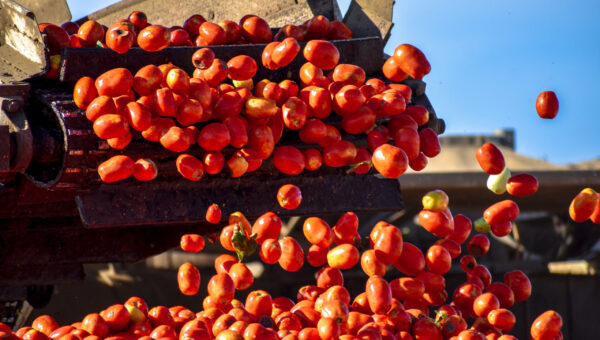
left=1, top=183, right=565, bottom=340
left=72, top=32, right=439, bottom=182
left=40, top=11, right=353, bottom=79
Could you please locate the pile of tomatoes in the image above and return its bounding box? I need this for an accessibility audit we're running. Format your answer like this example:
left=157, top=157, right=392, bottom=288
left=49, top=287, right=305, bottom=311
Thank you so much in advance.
left=71, top=31, right=439, bottom=182
left=40, top=11, right=353, bottom=79
left=0, top=183, right=565, bottom=340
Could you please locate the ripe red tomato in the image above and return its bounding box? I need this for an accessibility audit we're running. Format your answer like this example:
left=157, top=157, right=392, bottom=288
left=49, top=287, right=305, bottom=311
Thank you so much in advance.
left=393, top=127, right=420, bottom=161
left=278, top=236, right=304, bottom=272
left=303, top=217, right=333, bottom=248
left=303, top=40, right=340, bottom=70
left=95, top=68, right=133, bottom=97
left=360, top=249, right=386, bottom=277
left=180, top=234, right=205, bottom=253
left=467, top=234, right=490, bottom=257
left=483, top=200, right=519, bottom=225
left=73, top=76, right=98, bottom=110
left=392, top=242, right=425, bottom=276
left=241, top=16, right=272, bottom=43
left=273, top=146, right=305, bottom=175
left=271, top=37, right=301, bottom=67
left=326, top=21, right=353, bottom=40
left=105, top=27, right=135, bottom=54
left=323, top=140, right=357, bottom=167
left=207, top=273, right=236, bottom=305
left=81, top=313, right=109, bottom=338
left=259, top=238, right=282, bottom=265
left=476, top=143, right=505, bottom=175
left=372, top=144, right=408, bottom=178
left=282, top=97, right=308, bottom=130
left=176, top=154, right=204, bottom=181
left=382, top=56, right=408, bottom=82
left=77, top=20, right=104, bottom=47
left=341, top=106, right=376, bottom=134
left=197, top=123, right=231, bottom=151
left=503, top=270, right=531, bottom=302
left=226, top=55, right=257, bottom=81
left=535, top=91, right=559, bottom=119
left=177, top=262, right=200, bottom=296
left=426, top=244, right=452, bottom=274
left=277, top=184, right=302, bottom=210
left=229, top=262, right=254, bottom=290
left=97, top=155, right=134, bottom=183
left=506, top=173, right=539, bottom=197
left=419, top=127, right=441, bottom=158
left=393, top=44, right=431, bottom=80
left=327, top=244, right=359, bottom=270
left=487, top=308, right=515, bottom=332
left=251, top=212, right=282, bottom=245
left=137, top=25, right=170, bottom=51
left=365, top=276, right=392, bottom=315
left=569, top=187, right=599, bottom=222
left=530, top=310, right=562, bottom=340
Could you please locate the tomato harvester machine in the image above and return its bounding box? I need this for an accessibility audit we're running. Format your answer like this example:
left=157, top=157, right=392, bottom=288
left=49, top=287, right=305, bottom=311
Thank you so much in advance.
left=0, top=0, right=444, bottom=324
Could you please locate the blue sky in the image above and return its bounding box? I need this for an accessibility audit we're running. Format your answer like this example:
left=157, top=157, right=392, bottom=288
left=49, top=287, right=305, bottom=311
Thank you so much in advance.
left=67, top=0, right=599, bottom=164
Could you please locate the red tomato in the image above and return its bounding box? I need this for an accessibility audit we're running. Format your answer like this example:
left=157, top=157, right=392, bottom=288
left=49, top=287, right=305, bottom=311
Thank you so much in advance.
left=273, top=146, right=305, bottom=175
left=323, top=140, right=357, bottom=167
left=535, top=91, right=559, bottom=119
left=180, top=234, right=205, bottom=253
left=506, top=173, right=539, bottom=197
left=73, top=76, right=98, bottom=110
left=393, top=44, right=431, bottom=80
left=252, top=212, right=282, bottom=244
left=447, top=214, right=472, bottom=244
left=176, top=154, right=204, bottom=181
left=205, top=204, right=221, bottom=224
left=365, top=276, right=392, bottom=315
left=203, top=58, right=229, bottom=87
left=299, top=86, right=332, bottom=119
left=177, top=262, right=201, bottom=296
left=278, top=236, right=304, bottom=272
left=261, top=42, right=280, bottom=70
left=259, top=238, right=282, bottom=264
left=160, top=126, right=190, bottom=152
left=303, top=217, right=333, bottom=248
left=476, top=143, right=505, bottom=175
left=393, top=127, right=420, bottom=161
left=97, top=155, right=134, bottom=183
left=303, top=40, right=340, bottom=70
left=341, top=106, right=376, bottom=134
left=569, top=188, right=599, bottom=222
left=334, top=85, right=365, bottom=114
left=282, top=97, right=308, bottom=130
left=77, top=20, right=104, bottom=47
left=277, top=184, right=302, bottom=210
left=198, top=22, right=226, bottom=45
left=95, top=68, right=133, bottom=97
left=419, top=128, right=441, bottom=158
left=467, top=234, right=490, bottom=257
left=530, top=310, right=562, bottom=340
left=303, top=148, right=323, bottom=171
left=360, top=249, right=386, bottom=277
left=227, top=55, right=257, bottom=81
left=240, top=16, right=272, bottom=43
left=299, top=62, right=325, bottom=87
left=197, top=123, right=231, bottom=151
left=426, top=244, right=452, bottom=274
left=327, top=244, right=359, bottom=270
left=203, top=151, right=225, bottom=175
left=503, top=270, right=532, bottom=302
left=487, top=308, right=515, bottom=332
left=371, top=221, right=404, bottom=265
left=192, top=48, right=215, bottom=70
left=229, top=262, right=254, bottom=290
left=372, top=144, right=408, bottom=178
left=483, top=200, right=519, bottom=225
left=299, top=118, right=327, bottom=144
left=248, top=125, right=275, bottom=159
left=306, top=244, right=328, bottom=268
left=382, top=56, right=408, bottom=82
left=392, top=242, right=425, bottom=276
left=272, top=37, right=301, bottom=67
left=137, top=25, right=170, bottom=51
left=207, top=273, right=236, bottom=305
left=326, top=21, right=353, bottom=40
left=105, top=27, right=134, bottom=54
left=85, top=96, right=117, bottom=122
left=132, top=158, right=157, bottom=182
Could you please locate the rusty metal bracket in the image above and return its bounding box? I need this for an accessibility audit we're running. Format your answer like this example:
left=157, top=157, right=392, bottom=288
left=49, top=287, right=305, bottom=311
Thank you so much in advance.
left=0, top=82, right=32, bottom=179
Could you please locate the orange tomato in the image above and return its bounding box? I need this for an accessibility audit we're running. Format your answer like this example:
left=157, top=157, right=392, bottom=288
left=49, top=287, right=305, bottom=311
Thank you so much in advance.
left=303, top=217, right=334, bottom=248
